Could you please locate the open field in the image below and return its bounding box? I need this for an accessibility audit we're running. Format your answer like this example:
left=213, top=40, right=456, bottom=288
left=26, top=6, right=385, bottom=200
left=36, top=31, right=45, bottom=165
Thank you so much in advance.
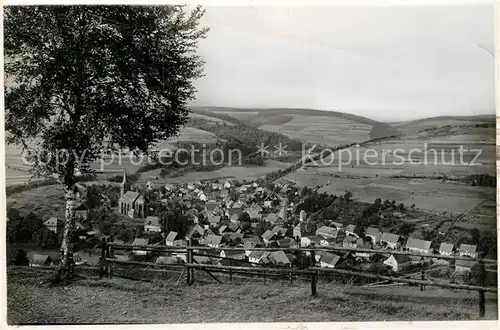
left=7, top=268, right=497, bottom=323
left=7, top=184, right=66, bottom=219
left=137, top=160, right=292, bottom=185
left=5, top=126, right=218, bottom=186
left=259, top=114, right=372, bottom=145
left=291, top=124, right=495, bottom=183
left=391, top=115, right=495, bottom=135
left=195, top=106, right=401, bottom=143
left=287, top=170, right=494, bottom=215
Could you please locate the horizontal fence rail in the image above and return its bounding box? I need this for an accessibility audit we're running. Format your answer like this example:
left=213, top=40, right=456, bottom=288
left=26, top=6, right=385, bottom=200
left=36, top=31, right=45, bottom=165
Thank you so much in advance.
left=100, top=239, right=497, bottom=318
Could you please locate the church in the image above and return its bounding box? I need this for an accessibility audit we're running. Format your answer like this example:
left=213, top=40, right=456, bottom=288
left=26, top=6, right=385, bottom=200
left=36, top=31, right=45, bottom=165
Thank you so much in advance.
left=118, top=171, right=146, bottom=219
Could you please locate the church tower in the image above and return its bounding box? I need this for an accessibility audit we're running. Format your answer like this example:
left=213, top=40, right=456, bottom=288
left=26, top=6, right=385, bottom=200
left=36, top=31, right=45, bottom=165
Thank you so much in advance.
left=120, top=170, right=127, bottom=197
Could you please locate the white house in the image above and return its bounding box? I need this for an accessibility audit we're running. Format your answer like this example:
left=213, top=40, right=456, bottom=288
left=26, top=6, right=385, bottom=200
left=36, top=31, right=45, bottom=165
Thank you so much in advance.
left=44, top=217, right=64, bottom=234
left=439, top=243, right=455, bottom=256
left=365, top=227, right=382, bottom=245
left=342, top=235, right=358, bottom=248
left=458, top=244, right=478, bottom=258
left=165, top=231, right=178, bottom=246
left=380, top=232, right=402, bottom=249
left=198, top=192, right=207, bottom=202
left=383, top=254, right=411, bottom=272
left=405, top=238, right=432, bottom=254
left=144, top=216, right=162, bottom=233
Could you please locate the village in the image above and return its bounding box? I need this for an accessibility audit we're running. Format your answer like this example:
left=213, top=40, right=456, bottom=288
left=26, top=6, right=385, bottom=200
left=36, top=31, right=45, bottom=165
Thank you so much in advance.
left=26, top=170, right=482, bottom=285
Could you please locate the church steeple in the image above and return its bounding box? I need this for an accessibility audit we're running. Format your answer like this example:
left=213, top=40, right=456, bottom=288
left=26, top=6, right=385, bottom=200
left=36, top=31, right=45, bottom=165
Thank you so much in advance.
left=120, top=169, right=127, bottom=197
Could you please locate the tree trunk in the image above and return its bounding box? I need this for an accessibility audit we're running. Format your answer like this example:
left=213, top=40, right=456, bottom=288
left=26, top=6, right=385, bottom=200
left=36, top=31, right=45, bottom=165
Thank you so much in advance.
left=55, top=156, right=77, bottom=282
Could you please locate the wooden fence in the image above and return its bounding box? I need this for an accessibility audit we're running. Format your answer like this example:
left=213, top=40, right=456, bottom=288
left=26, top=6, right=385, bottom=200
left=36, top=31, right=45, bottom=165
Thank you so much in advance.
left=100, top=239, right=497, bottom=318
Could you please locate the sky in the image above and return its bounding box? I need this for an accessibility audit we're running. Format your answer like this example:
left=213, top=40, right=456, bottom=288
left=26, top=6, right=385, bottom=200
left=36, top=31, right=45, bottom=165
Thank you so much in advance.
left=191, top=5, right=495, bottom=122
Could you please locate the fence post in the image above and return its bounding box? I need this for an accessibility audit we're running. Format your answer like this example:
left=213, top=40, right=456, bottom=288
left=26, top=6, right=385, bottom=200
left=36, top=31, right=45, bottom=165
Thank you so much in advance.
left=99, top=238, right=106, bottom=279
left=478, top=252, right=486, bottom=318
left=187, top=239, right=193, bottom=285
left=310, top=243, right=317, bottom=296
left=108, top=238, right=114, bottom=279
left=420, top=259, right=425, bottom=291
left=289, top=263, right=293, bottom=285
left=229, top=258, right=232, bottom=282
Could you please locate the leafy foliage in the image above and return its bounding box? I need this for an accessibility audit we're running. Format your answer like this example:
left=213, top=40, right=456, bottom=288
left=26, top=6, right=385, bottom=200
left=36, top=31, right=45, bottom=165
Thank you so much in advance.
left=5, top=5, right=208, bottom=278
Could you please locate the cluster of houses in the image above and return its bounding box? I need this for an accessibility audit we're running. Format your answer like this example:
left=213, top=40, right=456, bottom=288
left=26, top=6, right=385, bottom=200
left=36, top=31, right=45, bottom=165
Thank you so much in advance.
left=35, top=174, right=480, bottom=279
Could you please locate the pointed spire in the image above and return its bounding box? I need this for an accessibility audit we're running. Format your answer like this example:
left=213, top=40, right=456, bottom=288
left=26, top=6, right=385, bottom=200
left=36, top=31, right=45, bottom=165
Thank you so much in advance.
left=120, top=168, right=126, bottom=198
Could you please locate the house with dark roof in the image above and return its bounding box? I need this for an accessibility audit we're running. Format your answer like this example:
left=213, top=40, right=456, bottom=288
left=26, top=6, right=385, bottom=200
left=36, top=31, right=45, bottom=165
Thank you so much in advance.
left=345, top=224, right=362, bottom=238
left=315, top=226, right=338, bottom=239
left=320, top=252, right=341, bottom=269
left=354, top=239, right=374, bottom=260
left=220, top=249, right=246, bottom=260
left=227, top=222, right=240, bottom=233
left=270, top=250, right=290, bottom=266
left=264, top=213, right=279, bottom=225
left=439, top=243, right=455, bottom=256
left=301, top=235, right=322, bottom=248
left=144, top=216, right=161, bottom=233
left=205, top=235, right=223, bottom=248
left=132, top=238, right=150, bottom=255
left=75, top=201, right=90, bottom=221
left=248, top=250, right=271, bottom=264
left=218, top=225, right=229, bottom=235
left=207, top=215, right=221, bottom=227
left=225, top=232, right=244, bottom=243
left=261, top=230, right=276, bottom=245
left=247, top=209, right=262, bottom=220
left=365, top=227, right=382, bottom=245
left=226, top=207, right=244, bottom=218
left=458, top=244, right=478, bottom=258
left=29, top=254, right=54, bottom=267
left=331, top=222, right=343, bottom=230
left=380, top=232, right=402, bottom=249
left=185, top=224, right=205, bottom=239
left=271, top=226, right=288, bottom=237
left=277, top=238, right=294, bottom=248
left=44, top=217, right=64, bottom=234
left=249, top=204, right=263, bottom=214
left=383, top=254, right=411, bottom=272
left=405, top=238, right=432, bottom=254
left=243, top=241, right=258, bottom=256
left=205, top=201, right=219, bottom=214
left=165, top=231, right=178, bottom=246
left=342, top=235, right=358, bottom=248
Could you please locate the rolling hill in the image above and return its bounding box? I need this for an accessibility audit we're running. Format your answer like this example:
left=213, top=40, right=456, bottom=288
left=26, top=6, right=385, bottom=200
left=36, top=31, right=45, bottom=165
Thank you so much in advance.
left=191, top=107, right=402, bottom=145
left=389, top=114, right=495, bottom=135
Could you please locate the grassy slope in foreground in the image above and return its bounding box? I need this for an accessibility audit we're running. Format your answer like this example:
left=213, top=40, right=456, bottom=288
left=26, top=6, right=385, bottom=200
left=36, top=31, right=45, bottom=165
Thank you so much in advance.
left=7, top=269, right=497, bottom=324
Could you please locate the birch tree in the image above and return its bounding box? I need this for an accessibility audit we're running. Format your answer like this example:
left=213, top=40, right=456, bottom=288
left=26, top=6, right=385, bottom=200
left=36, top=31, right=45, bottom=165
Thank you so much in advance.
left=4, top=5, right=208, bottom=281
